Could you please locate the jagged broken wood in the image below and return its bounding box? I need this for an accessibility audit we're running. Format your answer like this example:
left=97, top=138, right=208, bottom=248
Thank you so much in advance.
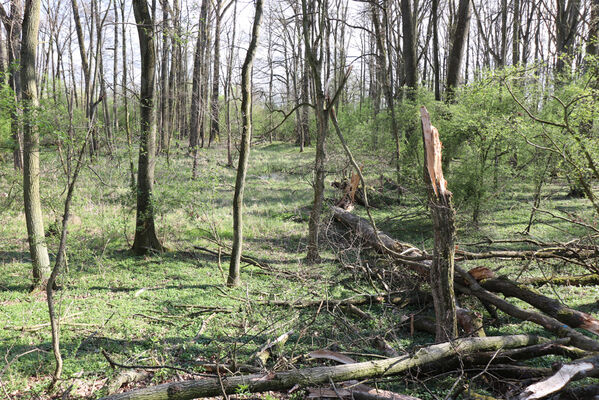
left=519, top=355, right=599, bottom=400
left=98, top=335, right=544, bottom=400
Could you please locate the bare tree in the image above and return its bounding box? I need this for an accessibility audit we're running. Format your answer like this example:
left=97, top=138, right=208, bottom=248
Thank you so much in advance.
left=228, top=0, right=264, bottom=286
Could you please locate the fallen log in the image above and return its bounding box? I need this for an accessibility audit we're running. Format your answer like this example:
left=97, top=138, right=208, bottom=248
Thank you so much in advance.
left=99, top=335, right=544, bottom=400
left=524, top=274, right=599, bottom=287
left=480, top=277, right=599, bottom=336
left=519, top=354, right=599, bottom=400
left=456, top=266, right=599, bottom=352
left=332, top=207, right=599, bottom=342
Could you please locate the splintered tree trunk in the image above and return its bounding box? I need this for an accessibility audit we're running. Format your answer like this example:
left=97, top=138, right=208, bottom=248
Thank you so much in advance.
left=131, top=0, right=164, bottom=255
left=420, top=106, right=457, bottom=342
left=21, top=0, right=50, bottom=289
left=228, top=0, right=263, bottom=287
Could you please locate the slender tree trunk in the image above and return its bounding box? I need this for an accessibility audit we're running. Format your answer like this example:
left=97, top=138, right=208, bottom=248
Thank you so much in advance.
left=224, top=0, right=236, bottom=167
left=303, top=0, right=331, bottom=263
left=228, top=0, right=263, bottom=287
left=371, top=1, right=401, bottom=185
left=189, top=0, right=209, bottom=151
left=120, top=0, right=135, bottom=190
left=209, top=0, right=222, bottom=147
left=0, top=1, right=24, bottom=170
left=513, top=0, right=520, bottom=65
left=432, top=0, right=441, bottom=100
left=400, top=0, right=418, bottom=101
left=159, top=0, right=169, bottom=153
left=445, top=0, right=471, bottom=101
left=131, top=0, right=164, bottom=255
left=21, top=0, right=50, bottom=290
left=113, top=0, right=119, bottom=138
left=555, top=0, right=581, bottom=74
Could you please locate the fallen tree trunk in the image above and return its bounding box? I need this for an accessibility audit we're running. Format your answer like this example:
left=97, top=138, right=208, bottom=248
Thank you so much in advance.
left=519, top=354, right=599, bottom=400
left=332, top=207, right=599, bottom=342
left=480, top=277, right=599, bottom=336
left=331, top=207, right=595, bottom=267
left=456, top=266, right=599, bottom=352
left=99, top=335, right=544, bottom=400
left=524, top=274, right=599, bottom=287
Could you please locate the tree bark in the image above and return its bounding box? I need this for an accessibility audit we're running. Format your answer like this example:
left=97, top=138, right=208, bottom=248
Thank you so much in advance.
left=131, top=0, right=164, bottom=255
left=21, top=0, right=50, bottom=290
left=228, top=0, right=263, bottom=286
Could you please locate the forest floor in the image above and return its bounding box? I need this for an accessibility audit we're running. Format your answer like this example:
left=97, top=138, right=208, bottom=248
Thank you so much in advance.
left=0, top=142, right=597, bottom=399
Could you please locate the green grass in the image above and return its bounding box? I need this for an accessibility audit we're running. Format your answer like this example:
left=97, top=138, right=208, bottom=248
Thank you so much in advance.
left=0, top=141, right=597, bottom=399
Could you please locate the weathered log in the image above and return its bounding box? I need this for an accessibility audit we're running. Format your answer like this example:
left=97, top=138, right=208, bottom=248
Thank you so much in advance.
left=519, top=355, right=599, bottom=400
left=480, top=277, right=599, bottom=336
left=456, top=266, right=599, bottom=352
left=99, top=335, right=544, bottom=400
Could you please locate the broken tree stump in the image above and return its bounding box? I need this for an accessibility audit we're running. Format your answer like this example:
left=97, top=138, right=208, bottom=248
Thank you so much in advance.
left=421, top=106, right=457, bottom=342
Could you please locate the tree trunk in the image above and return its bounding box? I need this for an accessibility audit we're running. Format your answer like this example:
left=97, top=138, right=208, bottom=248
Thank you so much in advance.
left=513, top=0, right=520, bottom=64
left=228, top=0, right=263, bottom=286
left=371, top=2, right=401, bottom=184
left=189, top=0, right=209, bottom=151
left=400, top=0, right=418, bottom=101
left=0, top=1, right=24, bottom=171
left=420, top=106, right=457, bottom=342
left=21, top=0, right=50, bottom=290
left=209, top=0, right=222, bottom=147
left=445, top=0, right=471, bottom=101
left=131, top=0, right=164, bottom=255
left=555, top=0, right=581, bottom=74
left=432, top=0, right=441, bottom=100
